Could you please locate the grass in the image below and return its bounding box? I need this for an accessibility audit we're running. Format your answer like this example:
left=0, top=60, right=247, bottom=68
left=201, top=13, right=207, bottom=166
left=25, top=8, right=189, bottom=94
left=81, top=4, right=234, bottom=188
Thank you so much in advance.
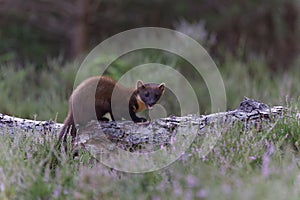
left=0, top=112, right=300, bottom=199
left=0, top=59, right=77, bottom=122
left=0, top=55, right=300, bottom=199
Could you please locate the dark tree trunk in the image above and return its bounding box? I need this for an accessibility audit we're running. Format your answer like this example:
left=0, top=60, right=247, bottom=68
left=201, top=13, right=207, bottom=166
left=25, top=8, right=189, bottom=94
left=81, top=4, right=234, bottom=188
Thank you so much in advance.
left=68, top=0, right=91, bottom=59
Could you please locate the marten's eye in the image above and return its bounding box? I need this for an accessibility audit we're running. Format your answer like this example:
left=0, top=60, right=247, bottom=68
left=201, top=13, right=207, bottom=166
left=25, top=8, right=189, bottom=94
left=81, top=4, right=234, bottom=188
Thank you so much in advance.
left=145, top=91, right=149, bottom=97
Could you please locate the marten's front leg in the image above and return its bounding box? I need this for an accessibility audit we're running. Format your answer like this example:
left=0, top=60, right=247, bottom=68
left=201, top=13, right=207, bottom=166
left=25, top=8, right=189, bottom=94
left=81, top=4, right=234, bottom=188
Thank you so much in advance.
left=129, top=108, right=147, bottom=123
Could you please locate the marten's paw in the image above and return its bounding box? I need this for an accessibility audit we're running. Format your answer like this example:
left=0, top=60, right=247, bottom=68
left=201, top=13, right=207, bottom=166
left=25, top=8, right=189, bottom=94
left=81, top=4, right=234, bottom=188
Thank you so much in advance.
left=134, top=117, right=147, bottom=123
left=137, top=120, right=150, bottom=125
left=99, top=117, right=110, bottom=122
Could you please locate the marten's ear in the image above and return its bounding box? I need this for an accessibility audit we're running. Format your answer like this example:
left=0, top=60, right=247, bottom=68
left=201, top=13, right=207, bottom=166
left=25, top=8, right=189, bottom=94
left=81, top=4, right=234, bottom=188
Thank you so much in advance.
left=159, top=83, right=165, bottom=91
left=137, top=80, right=144, bottom=88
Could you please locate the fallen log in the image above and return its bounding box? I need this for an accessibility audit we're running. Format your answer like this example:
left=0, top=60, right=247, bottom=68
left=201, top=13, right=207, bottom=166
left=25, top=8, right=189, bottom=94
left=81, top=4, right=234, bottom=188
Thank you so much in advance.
left=0, top=113, right=61, bottom=135
left=0, top=98, right=286, bottom=151
left=0, top=98, right=291, bottom=172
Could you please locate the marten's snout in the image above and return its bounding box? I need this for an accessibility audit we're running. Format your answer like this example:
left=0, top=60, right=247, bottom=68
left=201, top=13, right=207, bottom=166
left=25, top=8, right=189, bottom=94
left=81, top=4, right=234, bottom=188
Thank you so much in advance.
left=146, top=98, right=158, bottom=109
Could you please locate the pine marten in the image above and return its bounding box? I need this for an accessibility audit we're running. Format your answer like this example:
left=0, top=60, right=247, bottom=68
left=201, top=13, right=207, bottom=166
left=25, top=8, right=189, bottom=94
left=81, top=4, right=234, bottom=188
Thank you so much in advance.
left=58, top=76, right=165, bottom=141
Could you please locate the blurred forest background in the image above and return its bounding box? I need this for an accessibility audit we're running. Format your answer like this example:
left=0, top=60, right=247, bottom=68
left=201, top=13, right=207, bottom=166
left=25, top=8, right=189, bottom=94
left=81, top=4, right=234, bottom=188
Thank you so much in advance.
left=2, top=1, right=300, bottom=199
left=0, top=0, right=300, bottom=121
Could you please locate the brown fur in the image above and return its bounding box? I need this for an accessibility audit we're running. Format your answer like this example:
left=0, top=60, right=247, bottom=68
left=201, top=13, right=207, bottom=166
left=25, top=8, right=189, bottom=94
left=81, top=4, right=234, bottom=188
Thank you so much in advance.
left=58, top=76, right=164, bottom=142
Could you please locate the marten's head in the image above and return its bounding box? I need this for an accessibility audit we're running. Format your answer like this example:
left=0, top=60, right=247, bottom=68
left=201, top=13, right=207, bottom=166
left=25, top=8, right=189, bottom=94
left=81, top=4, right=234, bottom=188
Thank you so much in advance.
left=136, top=80, right=165, bottom=110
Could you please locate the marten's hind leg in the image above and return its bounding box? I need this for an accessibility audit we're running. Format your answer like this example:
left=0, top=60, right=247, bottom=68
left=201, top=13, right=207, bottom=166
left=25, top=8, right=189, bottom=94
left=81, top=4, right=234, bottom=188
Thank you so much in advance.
left=98, top=117, right=110, bottom=121
left=98, top=112, right=114, bottom=121
left=95, top=103, right=114, bottom=121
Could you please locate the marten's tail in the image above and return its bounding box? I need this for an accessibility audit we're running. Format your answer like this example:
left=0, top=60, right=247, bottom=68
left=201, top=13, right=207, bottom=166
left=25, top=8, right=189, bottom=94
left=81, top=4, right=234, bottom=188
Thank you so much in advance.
left=56, top=113, right=76, bottom=151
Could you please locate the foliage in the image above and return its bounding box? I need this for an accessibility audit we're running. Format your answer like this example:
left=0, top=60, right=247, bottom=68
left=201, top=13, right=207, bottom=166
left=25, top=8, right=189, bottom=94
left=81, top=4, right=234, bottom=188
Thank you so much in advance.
left=0, top=0, right=299, bottom=68
left=0, top=59, right=77, bottom=122
left=0, top=128, right=92, bottom=199
left=0, top=109, right=300, bottom=199
left=0, top=1, right=299, bottom=198
left=1, top=52, right=300, bottom=121
left=199, top=0, right=300, bottom=68
left=0, top=18, right=65, bottom=65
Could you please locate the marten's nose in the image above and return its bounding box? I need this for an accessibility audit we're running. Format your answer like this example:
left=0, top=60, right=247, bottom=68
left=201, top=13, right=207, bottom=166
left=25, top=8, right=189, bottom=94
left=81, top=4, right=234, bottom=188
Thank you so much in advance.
left=147, top=105, right=153, bottom=110
left=148, top=101, right=156, bottom=107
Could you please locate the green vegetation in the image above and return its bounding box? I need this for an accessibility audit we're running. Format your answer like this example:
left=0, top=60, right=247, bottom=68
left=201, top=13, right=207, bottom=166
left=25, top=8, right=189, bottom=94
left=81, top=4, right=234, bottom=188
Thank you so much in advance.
left=2, top=0, right=299, bottom=68
left=1, top=52, right=300, bottom=121
left=1, top=0, right=300, bottom=199
left=0, top=60, right=77, bottom=122
left=0, top=56, right=299, bottom=199
left=0, top=107, right=300, bottom=199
